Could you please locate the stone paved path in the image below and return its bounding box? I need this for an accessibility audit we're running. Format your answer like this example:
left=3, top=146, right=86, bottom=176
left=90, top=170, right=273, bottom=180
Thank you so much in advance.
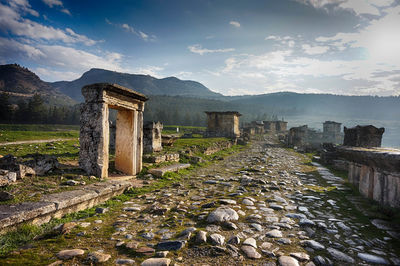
left=6, top=137, right=400, bottom=265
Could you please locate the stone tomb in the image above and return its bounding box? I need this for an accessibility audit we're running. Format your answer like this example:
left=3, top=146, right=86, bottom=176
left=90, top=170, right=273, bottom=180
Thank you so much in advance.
left=143, top=121, right=163, bottom=153
left=323, top=121, right=342, bottom=144
left=204, top=111, right=241, bottom=139
left=343, top=125, right=385, bottom=148
left=79, top=83, right=148, bottom=178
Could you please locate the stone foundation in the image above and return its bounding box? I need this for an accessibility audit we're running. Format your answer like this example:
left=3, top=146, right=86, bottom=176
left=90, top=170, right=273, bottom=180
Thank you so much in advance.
left=338, top=147, right=400, bottom=208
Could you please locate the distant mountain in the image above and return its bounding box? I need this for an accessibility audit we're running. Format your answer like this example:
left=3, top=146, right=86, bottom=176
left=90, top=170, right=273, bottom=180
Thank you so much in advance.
left=51, top=68, right=223, bottom=101
left=0, top=64, right=76, bottom=105
left=229, top=91, right=400, bottom=120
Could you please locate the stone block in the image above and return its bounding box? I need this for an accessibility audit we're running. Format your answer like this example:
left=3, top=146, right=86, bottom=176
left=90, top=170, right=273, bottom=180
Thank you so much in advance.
left=148, top=164, right=191, bottom=177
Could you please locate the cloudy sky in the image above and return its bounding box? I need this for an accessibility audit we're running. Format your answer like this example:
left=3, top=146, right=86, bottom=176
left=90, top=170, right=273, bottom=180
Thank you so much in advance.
left=0, top=0, right=399, bottom=96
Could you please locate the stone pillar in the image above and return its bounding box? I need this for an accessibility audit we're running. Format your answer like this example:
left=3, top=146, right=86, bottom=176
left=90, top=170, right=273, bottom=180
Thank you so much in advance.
left=136, top=110, right=144, bottom=172
left=79, top=102, right=109, bottom=178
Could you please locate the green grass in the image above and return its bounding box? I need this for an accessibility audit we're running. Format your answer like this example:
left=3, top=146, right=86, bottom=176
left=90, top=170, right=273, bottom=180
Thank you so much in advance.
left=0, top=140, right=79, bottom=161
left=163, top=125, right=205, bottom=135
left=0, top=124, right=79, bottom=131
left=0, top=131, right=78, bottom=143
left=0, top=124, right=79, bottom=143
left=163, top=137, right=229, bottom=153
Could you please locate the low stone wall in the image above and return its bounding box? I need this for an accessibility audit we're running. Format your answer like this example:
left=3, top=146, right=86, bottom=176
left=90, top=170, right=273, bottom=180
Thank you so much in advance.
left=204, top=141, right=232, bottom=155
left=0, top=180, right=136, bottom=232
left=338, top=147, right=400, bottom=208
left=143, top=153, right=180, bottom=163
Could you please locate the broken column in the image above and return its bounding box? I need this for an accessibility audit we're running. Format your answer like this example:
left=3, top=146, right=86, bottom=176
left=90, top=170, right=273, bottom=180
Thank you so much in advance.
left=143, top=121, right=163, bottom=153
left=343, top=125, right=385, bottom=147
left=79, top=83, right=147, bottom=179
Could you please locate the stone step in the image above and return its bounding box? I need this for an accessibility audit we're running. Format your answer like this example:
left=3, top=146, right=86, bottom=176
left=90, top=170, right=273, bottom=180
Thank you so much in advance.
left=148, top=163, right=191, bottom=177
left=0, top=179, right=140, bottom=231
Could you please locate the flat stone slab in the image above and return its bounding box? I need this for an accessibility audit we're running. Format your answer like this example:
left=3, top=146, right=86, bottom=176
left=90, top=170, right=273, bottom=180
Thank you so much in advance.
left=0, top=201, right=56, bottom=228
left=0, top=179, right=140, bottom=231
left=148, top=164, right=191, bottom=177
left=41, top=189, right=98, bottom=210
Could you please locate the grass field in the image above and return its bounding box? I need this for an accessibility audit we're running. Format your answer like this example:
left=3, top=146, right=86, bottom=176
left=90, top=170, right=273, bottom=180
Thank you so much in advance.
left=0, top=124, right=79, bottom=143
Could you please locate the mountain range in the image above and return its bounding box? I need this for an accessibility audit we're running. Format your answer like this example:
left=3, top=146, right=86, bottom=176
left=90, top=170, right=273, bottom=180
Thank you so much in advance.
left=0, top=64, right=399, bottom=121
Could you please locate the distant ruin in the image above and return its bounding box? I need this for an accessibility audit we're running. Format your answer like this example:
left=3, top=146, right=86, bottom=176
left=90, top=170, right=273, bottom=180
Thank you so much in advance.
left=343, top=125, right=385, bottom=147
left=204, top=111, right=241, bottom=139
left=287, top=125, right=308, bottom=148
left=79, top=83, right=148, bottom=178
left=263, top=120, right=288, bottom=133
left=323, top=121, right=342, bottom=144
left=143, top=121, right=163, bottom=153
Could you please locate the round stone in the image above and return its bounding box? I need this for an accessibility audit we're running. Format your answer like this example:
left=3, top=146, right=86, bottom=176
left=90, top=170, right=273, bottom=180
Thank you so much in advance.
left=56, top=249, right=85, bottom=260
left=207, top=207, right=239, bottom=223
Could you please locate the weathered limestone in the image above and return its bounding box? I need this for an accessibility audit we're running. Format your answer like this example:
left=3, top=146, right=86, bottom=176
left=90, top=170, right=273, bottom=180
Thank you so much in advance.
left=263, top=121, right=288, bottom=133
left=343, top=125, right=384, bottom=147
left=323, top=121, right=342, bottom=144
left=143, top=121, right=163, bottom=153
left=204, top=111, right=241, bottom=139
left=338, top=146, right=400, bottom=208
left=148, top=163, right=191, bottom=177
left=79, top=83, right=147, bottom=178
left=0, top=179, right=135, bottom=230
left=287, top=125, right=308, bottom=148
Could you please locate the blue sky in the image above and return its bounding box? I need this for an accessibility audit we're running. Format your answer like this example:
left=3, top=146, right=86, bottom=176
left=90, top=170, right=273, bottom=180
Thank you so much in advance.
left=0, top=0, right=399, bottom=96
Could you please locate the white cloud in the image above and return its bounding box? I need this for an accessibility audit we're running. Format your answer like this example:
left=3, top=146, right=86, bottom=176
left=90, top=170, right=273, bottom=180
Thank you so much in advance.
left=42, top=0, right=71, bottom=15
left=188, top=44, right=235, bottom=55
left=0, top=2, right=96, bottom=45
left=0, top=37, right=44, bottom=58
left=107, top=19, right=155, bottom=41
left=42, top=0, right=63, bottom=8
left=61, top=8, right=71, bottom=15
left=134, top=66, right=164, bottom=77
left=302, top=44, right=329, bottom=55
left=295, top=0, right=395, bottom=16
left=229, top=21, right=240, bottom=27
left=9, top=0, right=39, bottom=17
left=316, top=5, right=400, bottom=65
left=35, top=67, right=80, bottom=81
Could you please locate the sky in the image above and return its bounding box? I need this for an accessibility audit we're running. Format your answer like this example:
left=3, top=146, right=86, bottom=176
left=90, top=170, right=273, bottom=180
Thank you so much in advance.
left=0, top=0, right=399, bottom=96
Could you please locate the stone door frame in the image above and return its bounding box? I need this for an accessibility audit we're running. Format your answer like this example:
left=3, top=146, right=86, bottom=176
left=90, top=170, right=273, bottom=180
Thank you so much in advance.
left=79, top=83, right=148, bottom=178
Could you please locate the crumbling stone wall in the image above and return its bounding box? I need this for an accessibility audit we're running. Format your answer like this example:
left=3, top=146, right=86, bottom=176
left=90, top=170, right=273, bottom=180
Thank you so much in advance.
left=79, top=83, right=147, bottom=179
left=204, top=111, right=241, bottom=139
left=343, top=125, right=384, bottom=147
left=143, top=121, right=163, bottom=153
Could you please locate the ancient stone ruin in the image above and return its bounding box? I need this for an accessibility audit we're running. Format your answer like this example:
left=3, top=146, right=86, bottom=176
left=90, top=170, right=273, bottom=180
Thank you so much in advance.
left=143, top=121, right=163, bottom=153
left=343, top=125, right=385, bottom=147
left=263, top=120, right=288, bottom=133
left=338, top=146, right=400, bottom=208
left=204, top=111, right=241, bottom=139
left=323, top=121, right=342, bottom=144
left=79, top=83, right=148, bottom=178
left=287, top=125, right=308, bottom=148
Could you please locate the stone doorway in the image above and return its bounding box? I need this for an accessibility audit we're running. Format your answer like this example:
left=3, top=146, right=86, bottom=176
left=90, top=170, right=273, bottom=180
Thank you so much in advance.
left=79, top=83, right=148, bottom=179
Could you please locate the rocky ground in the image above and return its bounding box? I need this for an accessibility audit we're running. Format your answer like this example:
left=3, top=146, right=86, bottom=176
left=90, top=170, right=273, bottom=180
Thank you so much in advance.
left=2, top=136, right=400, bottom=265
